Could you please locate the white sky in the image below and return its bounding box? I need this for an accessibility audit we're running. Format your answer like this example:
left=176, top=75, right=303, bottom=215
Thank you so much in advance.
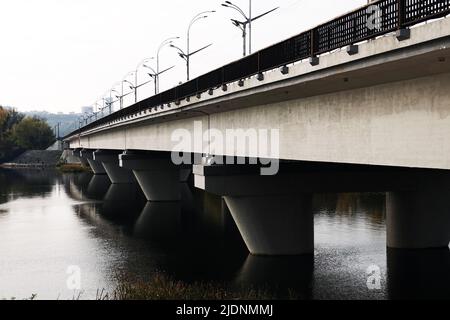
left=0, top=0, right=366, bottom=113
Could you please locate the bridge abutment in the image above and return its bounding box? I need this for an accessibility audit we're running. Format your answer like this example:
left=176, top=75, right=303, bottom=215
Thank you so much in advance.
left=93, top=150, right=136, bottom=184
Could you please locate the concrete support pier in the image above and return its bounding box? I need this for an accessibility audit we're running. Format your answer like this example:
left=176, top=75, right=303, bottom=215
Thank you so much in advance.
left=80, top=149, right=106, bottom=175
left=120, top=151, right=187, bottom=202
left=386, top=188, right=450, bottom=249
left=193, top=164, right=314, bottom=256
left=224, top=194, right=313, bottom=255
left=93, top=150, right=136, bottom=184
left=71, top=148, right=89, bottom=167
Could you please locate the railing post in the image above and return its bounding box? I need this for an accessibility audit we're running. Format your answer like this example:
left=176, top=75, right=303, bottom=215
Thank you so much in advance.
left=398, top=0, right=405, bottom=29
left=396, top=0, right=410, bottom=40
left=257, top=52, right=261, bottom=73
left=309, top=28, right=320, bottom=66
left=221, top=67, right=225, bottom=85
left=310, top=28, right=316, bottom=57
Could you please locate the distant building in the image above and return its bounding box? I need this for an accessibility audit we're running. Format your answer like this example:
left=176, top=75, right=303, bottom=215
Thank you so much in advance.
left=81, top=106, right=93, bottom=114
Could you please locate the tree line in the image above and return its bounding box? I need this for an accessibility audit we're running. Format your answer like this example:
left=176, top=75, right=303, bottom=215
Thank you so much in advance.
left=0, top=106, right=55, bottom=161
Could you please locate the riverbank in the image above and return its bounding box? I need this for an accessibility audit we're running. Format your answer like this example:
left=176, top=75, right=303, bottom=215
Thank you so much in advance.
left=0, top=150, right=62, bottom=168
left=0, top=149, right=91, bottom=173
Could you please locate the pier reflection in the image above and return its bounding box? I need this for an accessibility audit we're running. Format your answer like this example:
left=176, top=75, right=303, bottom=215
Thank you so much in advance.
left=235, top=255, right=314, bottom=299
left=134, top=202, right=182, bottom=241
left=86, top=175, right=110, bottom=200
left=387, top=247, right=450, bottom=300
left=102, top=184, right=146, bottom=224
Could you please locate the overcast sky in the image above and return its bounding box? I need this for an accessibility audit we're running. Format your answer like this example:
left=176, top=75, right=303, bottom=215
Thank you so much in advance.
left=0, top=0, right=365, bottom=113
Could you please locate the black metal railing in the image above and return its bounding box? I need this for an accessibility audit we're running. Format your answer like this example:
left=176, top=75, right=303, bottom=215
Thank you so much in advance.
left=67, top=0, right=450, bottom=138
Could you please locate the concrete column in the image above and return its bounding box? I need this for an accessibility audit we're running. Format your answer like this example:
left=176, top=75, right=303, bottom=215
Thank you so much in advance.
left=93, top=150, right=135, bottom=184
left=80, top=149, right=106, bottom=175
left=193, top=164, right=314, bottom=256
left=224, top=194, right=313, bottom=255
left=120, top=152, right=187, bottom=202
left=386, top=189, right=450, bottom=249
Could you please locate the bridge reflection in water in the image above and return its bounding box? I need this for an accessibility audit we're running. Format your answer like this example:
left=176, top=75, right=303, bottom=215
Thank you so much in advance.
left=0, top=169, right=448, bottom=299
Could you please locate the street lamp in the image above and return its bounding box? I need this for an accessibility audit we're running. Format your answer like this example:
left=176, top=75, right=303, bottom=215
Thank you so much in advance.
left=121, top=71, right=135, bottom=109
left=156, top=36, right=179, bottom=93
left=133, top=57, right=154, bottom=103
left=110, top=88, right=121, bottom=114
left=222, top=1, right=278, bottom=56
left=94, top=100, right=103, bottom=117
left=170, top=11, right=214, bottom=81
left=143, top=63, right=175, bottom=95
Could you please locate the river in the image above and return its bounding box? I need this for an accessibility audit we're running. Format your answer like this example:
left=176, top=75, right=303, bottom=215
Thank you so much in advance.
left=0, top=168, right=448, bottom=300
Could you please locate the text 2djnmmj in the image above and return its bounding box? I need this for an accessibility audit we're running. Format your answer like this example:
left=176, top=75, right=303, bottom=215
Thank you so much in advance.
left=176, top=304, right=274, bottom=318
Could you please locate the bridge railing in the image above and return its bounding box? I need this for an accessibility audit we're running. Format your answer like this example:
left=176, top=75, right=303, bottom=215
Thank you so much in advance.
left=67, top=0, right=450, bottom=138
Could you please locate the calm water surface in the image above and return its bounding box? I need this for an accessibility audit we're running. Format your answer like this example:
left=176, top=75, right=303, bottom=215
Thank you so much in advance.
left=0, top=169, right=448, bottom=300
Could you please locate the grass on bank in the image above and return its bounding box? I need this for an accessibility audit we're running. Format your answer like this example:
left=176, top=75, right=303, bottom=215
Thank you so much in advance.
left=96, top=272, right=280, bottom=300
left=4, top=272, right=300, bottom=300
left=57, top=163, right=92, bottom=173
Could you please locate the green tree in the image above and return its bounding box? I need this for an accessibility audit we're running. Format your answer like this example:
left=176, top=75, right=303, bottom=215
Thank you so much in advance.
left=11, top=116, right=55, bottom=150
left=0, top=106, right=25, bottom=147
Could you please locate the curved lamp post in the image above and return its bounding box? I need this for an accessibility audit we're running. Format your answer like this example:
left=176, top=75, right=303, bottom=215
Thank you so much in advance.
left=132, top=57, right=154, bottom=103
left=222, top=1, right=278, bottom=56
left=109, top=87, right=121, bottom=114
left=121, top=71, right=135, bottom=109
left=170, top=10, right=215, bottom=81
left=143, top=63, right=175, bottom=95
left=156, top=37, right=179, bottom=93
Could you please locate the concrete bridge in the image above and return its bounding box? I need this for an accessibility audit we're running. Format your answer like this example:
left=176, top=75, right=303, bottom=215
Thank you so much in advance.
left=65, top=1, right=450, bottom=256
